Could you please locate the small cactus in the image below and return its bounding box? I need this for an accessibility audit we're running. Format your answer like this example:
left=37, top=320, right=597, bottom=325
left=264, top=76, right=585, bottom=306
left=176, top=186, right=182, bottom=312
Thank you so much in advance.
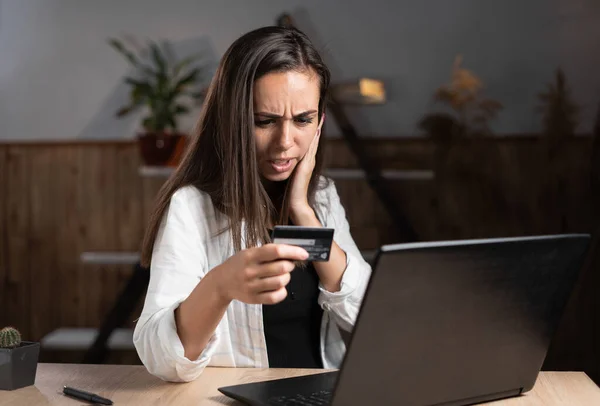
left=0, top=326, right=22, bottom=349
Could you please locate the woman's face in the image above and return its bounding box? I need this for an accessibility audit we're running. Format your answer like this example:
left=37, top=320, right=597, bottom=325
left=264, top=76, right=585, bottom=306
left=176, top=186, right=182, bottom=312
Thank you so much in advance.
left=253, top=69, right=323, bottom=182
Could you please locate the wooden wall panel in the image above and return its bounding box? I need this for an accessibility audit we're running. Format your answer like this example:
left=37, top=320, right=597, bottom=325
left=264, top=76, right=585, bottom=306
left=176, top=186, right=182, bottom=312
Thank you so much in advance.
left=141, top=177, right=166, bottom=230
left=82, top=146, right=123, bottom=328
left=79, top=147, right=106, bottom=328
left=29, top=147, right=57, bottom=343
left=0, top=137, right=596, bottom=380
left=0, top=147, right=6, bottom=327
left=114, top=145, right=145, bottom=329
left=4, top=147, right=32, bottom=339
left=55, top=146, right=83, bottom=328
left=115, top=145, right=144, bottom=253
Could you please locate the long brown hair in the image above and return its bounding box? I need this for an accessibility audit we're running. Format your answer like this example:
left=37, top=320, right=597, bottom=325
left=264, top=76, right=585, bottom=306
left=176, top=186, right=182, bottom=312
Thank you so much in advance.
left=140, top=26, right=331, bottom=267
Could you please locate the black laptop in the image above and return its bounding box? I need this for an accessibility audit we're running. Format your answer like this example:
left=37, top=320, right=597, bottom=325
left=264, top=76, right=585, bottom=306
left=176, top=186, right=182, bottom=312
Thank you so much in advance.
left=219, top=234, right=590, bottom=406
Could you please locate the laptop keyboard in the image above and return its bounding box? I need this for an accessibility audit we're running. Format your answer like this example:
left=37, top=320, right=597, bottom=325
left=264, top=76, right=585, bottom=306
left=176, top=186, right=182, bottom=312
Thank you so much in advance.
left=267, top=390, right=333, bottom=405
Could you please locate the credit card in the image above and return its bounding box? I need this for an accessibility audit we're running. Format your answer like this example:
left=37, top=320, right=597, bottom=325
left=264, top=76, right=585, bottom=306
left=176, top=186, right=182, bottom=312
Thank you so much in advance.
left=271, top=225, right=334, bottom=262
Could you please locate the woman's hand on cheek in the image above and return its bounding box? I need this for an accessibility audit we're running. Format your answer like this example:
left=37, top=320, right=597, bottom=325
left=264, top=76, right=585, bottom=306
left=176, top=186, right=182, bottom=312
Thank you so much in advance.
left=288, top=128, right=321, bottom=222
left=289, top=128, right=321, bottom=225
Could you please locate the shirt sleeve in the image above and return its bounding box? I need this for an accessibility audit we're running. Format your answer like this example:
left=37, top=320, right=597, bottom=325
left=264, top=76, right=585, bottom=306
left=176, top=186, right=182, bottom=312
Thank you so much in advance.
left=317, top=181, right=372, bottom=332
left=133, top=187, right=219, bottom=382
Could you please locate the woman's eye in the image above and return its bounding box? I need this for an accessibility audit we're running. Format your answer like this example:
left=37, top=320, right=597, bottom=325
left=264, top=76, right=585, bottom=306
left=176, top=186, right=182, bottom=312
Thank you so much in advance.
left=295, top=117, right=314, bottom=126
left=254, top=119, right=276, bottom=127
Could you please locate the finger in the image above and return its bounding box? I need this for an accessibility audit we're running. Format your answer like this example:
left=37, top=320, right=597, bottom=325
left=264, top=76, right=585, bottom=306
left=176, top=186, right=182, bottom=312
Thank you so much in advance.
left=252, top=243, right=309, bottom=263
left=296, top=129, right=320, bottom=170
left=255, top=259, right=296, bottom=278
left=308, top=128, right=321, bottom=157
left=252, top=272, right=291, bottom=292
left=257, top=287, right=288, bottom=305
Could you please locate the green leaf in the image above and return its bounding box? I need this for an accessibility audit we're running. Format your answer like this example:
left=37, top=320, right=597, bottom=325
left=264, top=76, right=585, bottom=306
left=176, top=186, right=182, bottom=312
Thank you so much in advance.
left=130, top=86, right=148, bottom=104
left=124, top=77, right=151, bottom=88
left=186, top=87, right=208, bottom=106
left=173, top=104, right=189, bottom=115
left=165, top=68, right=201, bottom=103
left=173, top=68, right=200, bottom=91
left=124, top=77, right=153, bottom=105
left=111, top=37, right=208, bottom=132
left=109, top=38, right=157, bottom=78
left=151, top=110, right=170, bottom=133
left=142, top=116, right=154, bottom=131
left=108, top=38, right=141, bottom=68
left=116, top=104, right=141, bottom=117
left=173, top=55, right=201, bottom=77
left=188, top=90, right=204, bottom=98
left=166, top=115, right=177, bottom=131
left=150, top=41, right=167, bottom=79
left=156, top=74, right=169, bottom=97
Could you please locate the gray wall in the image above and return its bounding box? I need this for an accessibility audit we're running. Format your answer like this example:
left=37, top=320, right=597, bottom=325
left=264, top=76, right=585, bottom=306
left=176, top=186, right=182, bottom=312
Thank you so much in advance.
left=0, top=0, right=598, bottom=140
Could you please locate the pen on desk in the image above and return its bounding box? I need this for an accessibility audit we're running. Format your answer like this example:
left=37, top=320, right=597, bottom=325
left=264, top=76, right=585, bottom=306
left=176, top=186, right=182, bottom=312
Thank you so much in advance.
left=63, top=386, right=113, bottom=405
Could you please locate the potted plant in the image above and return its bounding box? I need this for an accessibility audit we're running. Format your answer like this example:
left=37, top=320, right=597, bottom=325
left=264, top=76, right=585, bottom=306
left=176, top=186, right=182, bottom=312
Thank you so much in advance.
left=108, top=37, right=208, bottom=166
left=0, top=327, right=40, bottom=391
left=418, top=55, right=503, bottom=141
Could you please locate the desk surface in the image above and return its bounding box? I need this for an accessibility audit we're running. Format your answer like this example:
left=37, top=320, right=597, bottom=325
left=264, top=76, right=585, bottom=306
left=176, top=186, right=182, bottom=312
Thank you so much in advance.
left=2, top=364, right=599, bottom=405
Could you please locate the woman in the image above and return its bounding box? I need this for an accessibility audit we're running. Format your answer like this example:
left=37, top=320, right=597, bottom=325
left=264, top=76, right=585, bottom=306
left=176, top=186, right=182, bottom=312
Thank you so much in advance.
left=133, top=26, right=372, bottom=383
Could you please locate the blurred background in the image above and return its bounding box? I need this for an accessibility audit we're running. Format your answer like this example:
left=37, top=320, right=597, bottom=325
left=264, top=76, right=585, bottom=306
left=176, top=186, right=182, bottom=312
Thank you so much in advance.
left=0, top=0, right=599, bottom=384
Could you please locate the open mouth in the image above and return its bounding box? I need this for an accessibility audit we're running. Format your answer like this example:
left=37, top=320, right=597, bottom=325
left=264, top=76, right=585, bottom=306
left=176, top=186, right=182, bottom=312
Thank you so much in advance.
left=268, top=159, right=293, bottom=173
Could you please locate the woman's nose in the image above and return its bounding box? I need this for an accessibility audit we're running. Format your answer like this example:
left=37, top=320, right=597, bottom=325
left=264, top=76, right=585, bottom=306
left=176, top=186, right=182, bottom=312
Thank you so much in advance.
left=275, top=122, right=294, bottom=151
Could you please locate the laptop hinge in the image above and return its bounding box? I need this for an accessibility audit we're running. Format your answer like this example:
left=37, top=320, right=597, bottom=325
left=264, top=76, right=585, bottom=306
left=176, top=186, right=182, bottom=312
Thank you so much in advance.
left=431, top=388, right=523, bottom=406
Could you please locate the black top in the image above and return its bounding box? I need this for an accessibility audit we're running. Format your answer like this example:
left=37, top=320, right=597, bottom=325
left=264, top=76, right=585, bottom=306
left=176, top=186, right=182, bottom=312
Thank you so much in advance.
left=262, top=261, right=324, bottom=368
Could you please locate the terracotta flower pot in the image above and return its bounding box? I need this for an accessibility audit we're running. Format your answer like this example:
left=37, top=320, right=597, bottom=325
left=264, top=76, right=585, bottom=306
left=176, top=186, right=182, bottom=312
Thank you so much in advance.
left=137, top=132, right=184, bottom=166
left=166, top=135, right=189, bottom=167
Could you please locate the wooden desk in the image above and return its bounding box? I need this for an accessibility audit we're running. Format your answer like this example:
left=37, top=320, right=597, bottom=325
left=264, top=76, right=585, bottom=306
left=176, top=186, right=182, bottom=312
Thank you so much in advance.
left=2, top=364, right=599, bottom=405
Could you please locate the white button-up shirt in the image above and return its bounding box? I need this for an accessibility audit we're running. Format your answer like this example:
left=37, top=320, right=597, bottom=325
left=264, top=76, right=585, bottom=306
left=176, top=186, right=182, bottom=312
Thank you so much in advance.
left=133, top=178, right=372, bottom=382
